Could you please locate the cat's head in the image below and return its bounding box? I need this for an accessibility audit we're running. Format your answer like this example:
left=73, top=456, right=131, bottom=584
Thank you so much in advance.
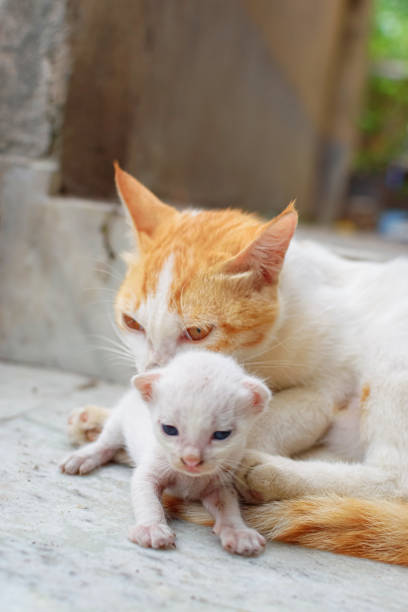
left=114, top=164, right=297, bottom=373
left=131, top=351, right=271, bottom=476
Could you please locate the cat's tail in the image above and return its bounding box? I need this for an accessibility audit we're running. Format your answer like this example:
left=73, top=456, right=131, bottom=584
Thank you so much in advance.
left=162, top=494, right=408, bottom=566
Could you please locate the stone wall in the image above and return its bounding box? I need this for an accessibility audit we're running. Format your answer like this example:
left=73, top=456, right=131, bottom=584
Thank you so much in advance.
left=0, top=0, right=70, bottom=157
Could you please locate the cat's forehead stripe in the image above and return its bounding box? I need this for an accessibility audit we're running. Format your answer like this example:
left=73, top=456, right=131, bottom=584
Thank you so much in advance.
left=140, top=254, right=174, bottom=317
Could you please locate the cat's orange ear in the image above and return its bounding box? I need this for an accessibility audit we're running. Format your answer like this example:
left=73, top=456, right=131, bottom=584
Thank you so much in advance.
left=114, top=162, right=178, bottom=236
left=243, top=378, right=272, bottom=414
left=131, top=372, right=161, bottom=402
left=223, top=202, right=297, bottom=285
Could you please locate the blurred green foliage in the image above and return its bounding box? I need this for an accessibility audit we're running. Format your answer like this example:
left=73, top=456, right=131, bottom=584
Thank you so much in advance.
left=355, top=0, right=408, bottom=172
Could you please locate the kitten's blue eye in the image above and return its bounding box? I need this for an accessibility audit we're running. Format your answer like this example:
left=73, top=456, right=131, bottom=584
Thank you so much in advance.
left=212, top=430, right=232, bottom=440
left=162, top=424, right=179, bottom=436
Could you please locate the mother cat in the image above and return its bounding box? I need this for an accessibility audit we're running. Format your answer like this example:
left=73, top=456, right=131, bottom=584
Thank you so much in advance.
left=73, top=163, right=408, bottom=565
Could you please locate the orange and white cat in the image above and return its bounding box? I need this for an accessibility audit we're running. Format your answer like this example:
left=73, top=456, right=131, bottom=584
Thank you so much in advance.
left=69, top=163, right=408, bottom=566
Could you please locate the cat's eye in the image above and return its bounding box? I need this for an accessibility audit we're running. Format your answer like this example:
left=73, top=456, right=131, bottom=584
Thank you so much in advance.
left=123, top=314, right=144, bottom=332
left=184, top=325, right=213, bottom=342
left=162, top=424, right=179, bottom=436
left=212, top=430, right=232, bottom=440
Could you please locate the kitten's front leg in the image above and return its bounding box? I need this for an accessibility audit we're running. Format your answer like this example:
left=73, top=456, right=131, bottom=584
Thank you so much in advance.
left=202, top=487, right=265, bottom=556
left=129, top=463, right=176, bottom=550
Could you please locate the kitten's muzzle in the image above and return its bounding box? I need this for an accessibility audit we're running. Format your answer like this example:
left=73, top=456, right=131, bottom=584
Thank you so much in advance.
left=181, top=454, right=204, bottom=472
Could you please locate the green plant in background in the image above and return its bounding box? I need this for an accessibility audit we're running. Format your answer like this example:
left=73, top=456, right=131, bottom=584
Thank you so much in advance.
left=355, top=0, right=408, bottom=172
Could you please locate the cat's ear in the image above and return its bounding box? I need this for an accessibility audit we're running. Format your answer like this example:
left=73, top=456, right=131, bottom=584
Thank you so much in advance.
left=114, top=162, right=178, bottom=237
left=222, top=202, right=297, bottom=285
left=242, top=378, right=272, bottom=415
left=131, top=372, right=161, bottom=402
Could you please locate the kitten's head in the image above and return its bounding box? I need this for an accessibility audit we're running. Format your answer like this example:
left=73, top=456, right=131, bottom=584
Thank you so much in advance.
left=114, top=164, right=297, bottom=373
left=132, top=351, right=271, bottom=477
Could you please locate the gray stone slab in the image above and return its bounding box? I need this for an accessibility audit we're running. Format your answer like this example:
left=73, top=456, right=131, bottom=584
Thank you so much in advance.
left=1, top=360, right=408, bottom=612
left=0, top=157, right=132, bottom=383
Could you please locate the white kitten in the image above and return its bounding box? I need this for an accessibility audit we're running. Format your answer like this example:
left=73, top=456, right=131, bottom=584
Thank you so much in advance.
left=60, top=351, right=271, bottom=556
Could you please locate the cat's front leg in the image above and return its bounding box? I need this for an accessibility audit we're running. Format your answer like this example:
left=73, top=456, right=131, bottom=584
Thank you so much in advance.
left=60, top=405, right=125, bottom=475
left=237, top=384, right=343, bottom=501
left=129, top=463, right=176, bottom=550
left=67, top=402, right=131, bottom=465
left=67, top=404, right=111, bottom=446
left=236, top=451, right=398, bottom=503
left=202, top=487, right=265, bottom=556
left=247, top=385, right=339, bottom=458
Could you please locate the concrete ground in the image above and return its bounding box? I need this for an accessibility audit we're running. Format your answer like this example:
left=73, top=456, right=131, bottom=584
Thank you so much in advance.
left=2, top=360, right=408, bottom=612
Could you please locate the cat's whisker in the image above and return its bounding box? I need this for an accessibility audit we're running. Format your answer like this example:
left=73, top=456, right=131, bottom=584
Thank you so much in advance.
left=89, top=333, right=133, bottom=353
left=85, top=336, right=135, bottom=363
left=88, top=334, right=135, bottom=357
left=84, top=346, right=134, bottom=364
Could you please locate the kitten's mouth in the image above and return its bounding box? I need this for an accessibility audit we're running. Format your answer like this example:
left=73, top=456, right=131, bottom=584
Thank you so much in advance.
left=175, top=461, right=215, bottom=477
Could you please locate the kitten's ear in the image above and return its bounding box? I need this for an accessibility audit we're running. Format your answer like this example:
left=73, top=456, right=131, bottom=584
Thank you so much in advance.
left=131, top=372, right=161, bottom=402
left=223, top=203, right=297, bottom=285
left=114, top=162, right=178, bottom=237
left=242, top=378, right=272, bottom=414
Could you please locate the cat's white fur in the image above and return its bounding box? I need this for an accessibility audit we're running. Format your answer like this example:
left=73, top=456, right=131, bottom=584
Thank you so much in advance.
left=123, top=255, right=182, bottom=371
left=61, top=351, right=270, bottom=555
left=235, top=240, right=408, bottom=503
left=116, top=238, right=408, bottom=504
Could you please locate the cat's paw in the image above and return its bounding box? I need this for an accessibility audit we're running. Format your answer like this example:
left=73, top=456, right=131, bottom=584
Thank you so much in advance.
left=235, top=450, right=275, bottom=503
left=128, top=523, right=176, bottom=549
left=67, top=405, right=110, bottom=446
left=219, top=526, right=266, bottom=556
left=236, top=451, right=292, bottom=503
left=60, top=446, right=114, bottom=475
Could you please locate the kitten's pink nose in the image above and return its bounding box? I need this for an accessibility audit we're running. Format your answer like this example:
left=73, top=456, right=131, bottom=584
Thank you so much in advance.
left=181, top=454, right=202, bottom=468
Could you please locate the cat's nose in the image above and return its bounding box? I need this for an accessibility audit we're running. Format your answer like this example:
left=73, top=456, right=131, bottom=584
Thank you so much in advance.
left=145, top=360, right=160, bottom=370
left=145, top=352, right=171, bottom=371
left=181, top=454, right=202, bottom=468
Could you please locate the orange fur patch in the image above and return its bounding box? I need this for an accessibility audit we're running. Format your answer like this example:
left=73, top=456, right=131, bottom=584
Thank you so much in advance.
left=164, top=494, right=408, bottom=566
left=242, top=496, right=408, bottom=566
left=360, top=383, right=371, bottom=420
left=162, top=493, right=214, bottom=527
left=360, top=384, right=371, bottom=405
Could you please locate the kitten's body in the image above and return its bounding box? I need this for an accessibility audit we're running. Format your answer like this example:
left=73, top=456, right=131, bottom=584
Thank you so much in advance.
left=61, top=351, right=270, bottom=555
left=68, top=164, right=408, bottom=565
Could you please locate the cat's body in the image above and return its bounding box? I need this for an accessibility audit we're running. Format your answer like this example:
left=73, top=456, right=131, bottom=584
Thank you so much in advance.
left=68, top=164, right=408, bottom=565
left=61, top=351, right=270, bottom=555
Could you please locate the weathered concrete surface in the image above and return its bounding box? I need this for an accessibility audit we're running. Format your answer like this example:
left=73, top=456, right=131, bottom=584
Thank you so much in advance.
left=1, top=360, right=408, bottom=612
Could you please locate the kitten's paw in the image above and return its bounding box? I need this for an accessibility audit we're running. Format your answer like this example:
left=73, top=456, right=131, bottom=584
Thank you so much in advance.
left=60, top=446, right=114, bottom=475
left=219, top=526, right=266, bottom=556
left=128, top=523, right=176, bottom=549
left=235, top=450, right=275, bottom=503
left=67, top=405, right=110, bottom=446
